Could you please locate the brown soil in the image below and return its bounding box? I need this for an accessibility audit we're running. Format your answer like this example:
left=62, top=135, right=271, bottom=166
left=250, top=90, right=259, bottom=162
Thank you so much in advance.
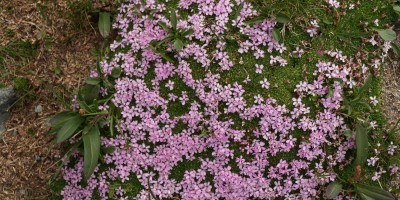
left=382, top=59, right=400, bottom=127
left=0, top=0, right=105, bottom=199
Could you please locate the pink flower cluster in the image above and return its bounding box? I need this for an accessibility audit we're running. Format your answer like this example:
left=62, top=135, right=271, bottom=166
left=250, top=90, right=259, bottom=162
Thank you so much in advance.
left=59, top=0, right=395, bottom=199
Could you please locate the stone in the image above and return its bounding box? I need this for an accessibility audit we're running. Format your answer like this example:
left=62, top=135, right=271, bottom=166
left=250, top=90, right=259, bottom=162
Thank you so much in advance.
left=0, top=87, right=17, bottom=135
left=34, top=104, right=43, bottom=113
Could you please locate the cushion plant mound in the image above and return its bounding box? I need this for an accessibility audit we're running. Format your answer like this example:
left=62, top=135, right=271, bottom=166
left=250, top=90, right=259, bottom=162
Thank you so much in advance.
left=58, top=0, right=397, bottom=199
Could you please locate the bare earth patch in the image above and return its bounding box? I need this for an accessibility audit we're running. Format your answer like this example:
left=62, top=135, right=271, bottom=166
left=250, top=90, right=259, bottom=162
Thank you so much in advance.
left=0, top=0, right=103, bottom=198
left=382, top=59, right=400, bottom=127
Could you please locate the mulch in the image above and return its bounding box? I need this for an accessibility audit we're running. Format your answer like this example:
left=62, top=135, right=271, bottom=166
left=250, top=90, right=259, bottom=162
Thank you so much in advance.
left=0, top=0, right=103, bottom=198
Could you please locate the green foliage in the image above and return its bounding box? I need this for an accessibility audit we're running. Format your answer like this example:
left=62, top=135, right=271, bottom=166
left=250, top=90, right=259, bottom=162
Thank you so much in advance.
left=355, top=183, right=396, bottom=200
left=49, top=74, right=117, bottom=180
left=12, top=77, right=34, bottom=106
left=325, top=181, right=343, bottom=199
left=55, top=114, right=85, bottom=143
left=13, top=77, right=30, bottom=96
left=355, top=124, right=369, bottom=165
left=149, top=9, right=194, bottom=57
left=99, top=12, right=111, bottom=38
left=0, top=40, right=36, bottom=59
left=375, top=29, right=397, bottom=41
left=83, top=124, right=101, bottom=180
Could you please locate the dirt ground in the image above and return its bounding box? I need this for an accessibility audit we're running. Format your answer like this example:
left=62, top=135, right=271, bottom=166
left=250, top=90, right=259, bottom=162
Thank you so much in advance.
left=382, top=58, right=400, bottom=127
left=0, top=0, right=103, bottom=199
left=0, top=0, right=399, bottom=199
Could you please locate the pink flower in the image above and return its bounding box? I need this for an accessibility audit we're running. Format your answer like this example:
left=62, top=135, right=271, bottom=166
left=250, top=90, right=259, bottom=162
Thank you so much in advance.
left=260, top=78, right=270, bottom=89
left=255, top=64, right=264, bottom=74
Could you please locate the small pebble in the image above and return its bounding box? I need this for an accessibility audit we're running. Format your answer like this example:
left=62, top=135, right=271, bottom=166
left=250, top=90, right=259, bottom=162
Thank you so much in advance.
left=35, top=105, right=43, bottom=113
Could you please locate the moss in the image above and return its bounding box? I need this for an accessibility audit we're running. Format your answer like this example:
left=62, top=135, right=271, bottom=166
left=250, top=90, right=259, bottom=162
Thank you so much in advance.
left=13, top=77, right=30, bottom=96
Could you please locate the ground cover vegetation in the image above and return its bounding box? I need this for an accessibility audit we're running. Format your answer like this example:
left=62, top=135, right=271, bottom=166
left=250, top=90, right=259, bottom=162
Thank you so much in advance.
left=49, top=0, right=400, bottom=199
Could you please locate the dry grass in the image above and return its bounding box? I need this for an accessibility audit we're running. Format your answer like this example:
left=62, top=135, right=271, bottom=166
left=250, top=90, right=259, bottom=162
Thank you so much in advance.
left=0, top=0, right=106, bottom=199
left=382, top=48, right=400, bottom=195
left=382, top=59, right=400, bottom=127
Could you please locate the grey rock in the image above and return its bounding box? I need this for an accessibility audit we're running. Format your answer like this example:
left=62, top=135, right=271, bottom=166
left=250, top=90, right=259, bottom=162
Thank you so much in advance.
left=0, top=87, right=17, bottom=135
left=34, top=104, right=43, bottom=113
left=0, top=87, right=16, bottom=111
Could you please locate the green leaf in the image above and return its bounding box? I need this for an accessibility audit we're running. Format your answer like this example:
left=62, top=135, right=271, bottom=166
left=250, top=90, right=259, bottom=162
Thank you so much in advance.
left=244, top=16, right=265, bottom=25
left=83, top=124, right=101, bottom=180
left=272, top=28, right=281, bottom=42
left=86, top=77, right=101, bottom=85
left=111, top=67, right=122, bottom=78
left=376, top=29, right=397, bottom=41
left=359, top=74, right=373, bottom=95
left=356, top=184, right=395, bottom=200
left=393, top=5, right=400, bottom=15
left=325, top=181, right=342, bottom=199
left=391, top=42, right=400, bottom=56
left=80, top=84, right=100, bottom=104
left=79, top=100, right=93, bottom=113
left=322, top=18, right=334, bottom=25
left=200, top=128, right=209, bottom=137
left=49, top=111, right=77, bottom=127
left=355, top=124, right=369, bottom=165
left=159, top=52, right=175, bottom=63
left=276, top=13, right=290, bottom=24
left=343, top=129, right=352, bottom=137
left=173, top=39, right=184, bottom=50
left=158, top=21, right=169, bottom=30
left=56, top=115, right=85, bottom=143
left=98, top=12, right=111, bottom=38
left=327, top=86, right=334, bottom=97
left=359, top=193, right=375, bottom=200
left=170, top=10, right=177, bottom=30
left=181, top=28, right=194, bottom=37
left=102, top=146, right=116, bottom=154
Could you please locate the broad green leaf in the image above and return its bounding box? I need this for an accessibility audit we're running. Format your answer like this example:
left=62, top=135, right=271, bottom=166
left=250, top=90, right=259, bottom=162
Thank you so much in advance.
left=244, top=16, right=265, bottom=25
left=111, top=67, right=122, bottom=78
left=276, top=13, right=290, bottom=24
left=327, top=86, right=334, bottom=97
left=376, top=29, right=397, bottom=41
left=173, top=39, right=184, bottom=50
left=157, top=21, right=169, bottom=30
left=391, top=42, right=400, bottom=56
left=393, top=5, right=400, bottom=15
left=322, top=18, right=334, bottom=25
left=359, top=74, right=373, bottom=95
left=78, top=100, right=94, bottom=113
left=86, top=77, right=101, bottom=85
left=200, top=128, right=209, bottom=137
left=98, top=12, right=111, bottom=38
left=181, top=28, right=194, bottom=37
left=109, top=115, right=114, bottom=136
left=102, top=146, right=116, bottom=154
left=49, top=111, right=77, bottom=127
left=159, top=52, right=174, bottom=63
left=56, top=115, right=85, bottom=143
left=81, top=84, right=100, bottom=104
left=343, top=129, right=352, bottom=137
left=326, top=181, right=342, bottom=199
left=355, top=124, right=369, bottom=165
left=170, top=10, right=177, bottom=30
left=359, top=193, right=375, bottom=200
left=272, top=28, right=281, bottom=42
left=356, top=184, right=395, bottom=200
left=83, top=124, right=101, bottom=180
